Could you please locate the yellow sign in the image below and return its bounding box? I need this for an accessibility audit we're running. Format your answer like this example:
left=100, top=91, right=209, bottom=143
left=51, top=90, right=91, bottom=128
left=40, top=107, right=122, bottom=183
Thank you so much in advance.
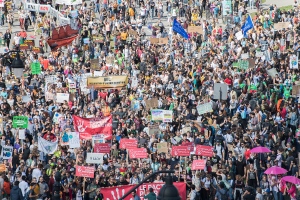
left=87, top=76, right=128, bottom=89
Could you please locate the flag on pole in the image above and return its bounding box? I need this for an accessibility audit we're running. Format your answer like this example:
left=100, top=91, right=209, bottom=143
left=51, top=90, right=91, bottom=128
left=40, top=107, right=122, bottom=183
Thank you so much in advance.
left=172, top=19, right=188, bottom=39
left=38, top=136, right=58, bottom=154
left=241, top=15, right=254, bottom=37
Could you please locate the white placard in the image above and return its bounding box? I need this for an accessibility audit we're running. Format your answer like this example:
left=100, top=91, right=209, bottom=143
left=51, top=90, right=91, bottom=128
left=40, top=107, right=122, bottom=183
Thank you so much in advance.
left=19, top=129, right=26, bottom=140
left=241, top=53, right=249, bottom=59
left=69, top=132, right=80, bottom=148
left=22, top=95, right=32, bottom=103
left=255, top=51, right=264, bottom=57
left=86, top=153, right=104, bottom=164
left=56, top=93, right=70, bottom=103
left=235, top=31, right=243, bottom=40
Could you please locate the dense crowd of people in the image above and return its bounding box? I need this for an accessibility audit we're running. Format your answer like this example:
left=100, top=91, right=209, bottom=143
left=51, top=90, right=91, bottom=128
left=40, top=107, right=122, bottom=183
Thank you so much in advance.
left=0, top=0, right=300, bottom=199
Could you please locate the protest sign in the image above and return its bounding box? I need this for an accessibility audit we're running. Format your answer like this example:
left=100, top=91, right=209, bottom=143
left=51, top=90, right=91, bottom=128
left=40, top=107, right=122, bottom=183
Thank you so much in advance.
left=92, top=134, right=105, bottom=145
left=235, top=31, right=243, bottom=40
left=267, top=68, right=278, bottom=78
left=159, top=38, right=169, bottom=44
left=151, top=109, right=164, bottom=121
left=292, top=85, right=300, bottom=96
left=120, top=139, right=138, bottom=149
left=19, top=44, right=30, bottom=50
left=290, top=54, right=298, bottom=69
left=182, top=126, right=191, bottom=134
left=171, top=146, right=190, bottom=156
left=192, top=160, right=207, bottom=170
left=241, top=53, right=249, bottom=59
left=56, top=93, right=70, bottom=103
left=1, top=146, right=13, bottom=159
left=30, top=62, right=41, bottom=75
left=90, top=59, right=100, bottom=70
left=38, top=136, right=58, bottom=154
left=93, top=36, right=104, bottom=43
left=19, top=129, right=26, bottom=140
left=181, top=142, right=194, bottom=152
left=129, top=148, right=148, bottom=159
left=150, top=38, right=159, bottom=44
left=274, top=22, right=290, bottom=30
left=131, top=100, right=140, bottom=111
left=157, top=142, right=168, bottom=153
left=13, top=116, right=28, bottom=128
left=24, top=40, right=34, bottom=46
left=22, top=95, right=32, bottom=103
left=0, top=164, right=6, bottom=172
left=187, top=26, right=203, bottom=34
left=149, top=125, right=160, bottom=135
left=68, top=132, right=80, bottom=148
left=255, top=51, right=264, bottom=57
left=0, top=118, right=3, bottom=135
left=195, top=145, right=214, bottom=157
left=87, top=76, right=128, bottom=89
left=101, top=182, right=186, bottom=200
left=196, top=102, right=213, bottom=115
left=163, top=110, right=173, bottom=122
left=128, top=29, right=138, bottom=36
left=86, top=153, right=104, bottom=164
left=94, top=143, right=110, bottom=153
left=75, top=166, right=95, bottom=178
left=145, top=98, right=158, bottom=110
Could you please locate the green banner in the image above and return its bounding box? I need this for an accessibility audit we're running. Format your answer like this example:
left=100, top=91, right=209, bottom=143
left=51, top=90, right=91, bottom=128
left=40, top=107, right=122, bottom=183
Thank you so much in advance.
left=31, top=62, right=41, bottom=75
left=13, top=116, right=28, bottom=128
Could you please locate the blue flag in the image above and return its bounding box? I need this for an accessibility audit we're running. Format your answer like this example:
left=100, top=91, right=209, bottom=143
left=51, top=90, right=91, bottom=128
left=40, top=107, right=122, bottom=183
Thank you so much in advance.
left=241, top=15, right=254, bottom=37
left=172, top=19, right=188, bottom=39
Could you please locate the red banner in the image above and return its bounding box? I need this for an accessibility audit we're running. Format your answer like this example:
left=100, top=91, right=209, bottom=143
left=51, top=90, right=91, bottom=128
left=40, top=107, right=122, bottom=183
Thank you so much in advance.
left=181, top=142, right=194, bottom=152
left=195, top=145, right=213, bottom=157
left=129, top=148, right=148, bottom=159
left=192, top=159, right=207, bottom=170
left=75, top=166, right=95, bottom=178
left=171, top=146, right=190, bottom=156
left=94, top=143, right=111, bottom=153
left=119, top=139, right=138, bottom=149
left=72, top=115, right=112, bottom=140
left=101, top=182, right=186, bottom=200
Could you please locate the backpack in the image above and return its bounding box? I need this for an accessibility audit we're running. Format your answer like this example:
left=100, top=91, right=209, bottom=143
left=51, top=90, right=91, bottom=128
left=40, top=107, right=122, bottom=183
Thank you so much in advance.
left=24, top=189, right=31, bottom=200
left=195, top=191, right=201, bottom=200
left=220, top=189, right=228, bottom=200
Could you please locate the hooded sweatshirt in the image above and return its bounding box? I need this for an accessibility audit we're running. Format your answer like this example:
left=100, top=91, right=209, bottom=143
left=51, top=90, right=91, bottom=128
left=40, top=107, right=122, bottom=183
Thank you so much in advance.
left=10, top=185, right=24, bottom=200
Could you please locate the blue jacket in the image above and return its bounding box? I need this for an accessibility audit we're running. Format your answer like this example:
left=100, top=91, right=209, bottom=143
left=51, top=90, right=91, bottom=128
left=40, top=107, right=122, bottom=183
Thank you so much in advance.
left=10, top=186, right=24, bottom=200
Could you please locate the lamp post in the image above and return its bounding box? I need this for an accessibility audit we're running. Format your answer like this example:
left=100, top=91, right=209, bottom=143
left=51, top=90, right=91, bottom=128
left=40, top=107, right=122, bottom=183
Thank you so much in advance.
left=119, top=170, right=181, bottom=200
left=0, top=50, right=25, bottom=78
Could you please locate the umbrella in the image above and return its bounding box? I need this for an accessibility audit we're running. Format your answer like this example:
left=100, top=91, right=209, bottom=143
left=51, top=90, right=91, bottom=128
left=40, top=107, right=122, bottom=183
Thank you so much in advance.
left=281, top=176, right=300, bottom=185
left=264, top=166, right=287, bottom=175
left=250, top=147, right=271, bottom=153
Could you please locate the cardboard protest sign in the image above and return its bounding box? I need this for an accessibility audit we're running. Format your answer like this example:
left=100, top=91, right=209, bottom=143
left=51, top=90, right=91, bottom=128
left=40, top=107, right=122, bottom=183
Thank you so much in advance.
left=187, top=26, right=203, bottom=34
left=119, top=139, right=137, bottom=149
left=0, top=164, right=6, bottom=172
left=13, top=116, right=28, bottom=128
left=248, top=58, right=255, bottom=68
left=196, top=102, right=213, bottom=115
left=157, top=142, right=168, bottom=153
left=274, top=22, right=290, bottom=30
left=266, top=68, right=278, bottom=78
left=171, top=146, right=190, bottom=156
left=128, top=29, right=138, bottom=36
left=150, top=38, right=159, bottom=44
left=75, top=166, right=95, bottom=178
left=90, top=59, right=100, bottom=70
left=192, top=160, right=206, bottom=170
left=149, top=124, right=160, bottom=135
left=145, top=98, right=158, bottom=110
left=292, top=85, right=300, bottom=96
left=159, top=38, right=169, bottom=44
left=182, top=126, right=191, bottom=134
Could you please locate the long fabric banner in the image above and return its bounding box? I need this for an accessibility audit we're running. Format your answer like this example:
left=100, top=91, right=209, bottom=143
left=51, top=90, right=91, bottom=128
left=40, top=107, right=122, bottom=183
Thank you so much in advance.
left=72, top=115, right=112, bottom=140
left=38, top=136, right=58, bottom=154
left=24, top=3, right=70, bottom=25
left=101, top=182, right=186, bottom=200
left=87, top=76, right=128, bottom=89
